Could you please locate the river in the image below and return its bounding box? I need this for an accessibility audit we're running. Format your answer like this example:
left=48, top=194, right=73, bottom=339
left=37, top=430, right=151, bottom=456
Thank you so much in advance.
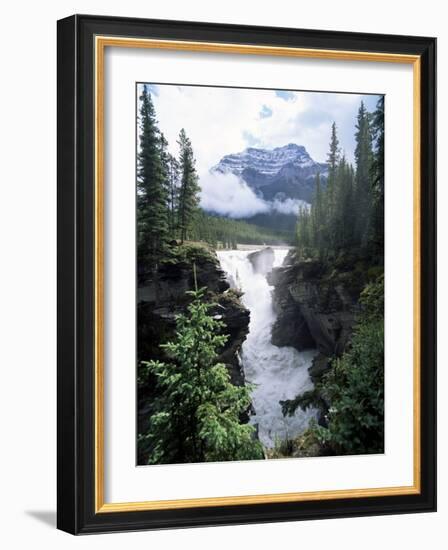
left=217, top=248, right=317, bottom=449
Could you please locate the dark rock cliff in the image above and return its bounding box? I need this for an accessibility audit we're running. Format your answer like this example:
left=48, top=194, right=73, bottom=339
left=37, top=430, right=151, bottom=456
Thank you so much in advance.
left=137, top=243, right=250, bottom=385
left=137, top=243, right=251, bottom=463
left=248, top=246, right=275, bottom=275
left=268, top=250, right=372, bottom=381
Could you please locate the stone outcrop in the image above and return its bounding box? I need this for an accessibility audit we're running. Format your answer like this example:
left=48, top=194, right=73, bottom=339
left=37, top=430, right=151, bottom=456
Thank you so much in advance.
left=137, top=243, right=251, bottom=463
left=308, top=353, right=331, bottom=383
left=137, top=243, right=250, bottom=385
left=268, top=251, right=361, bottom=370
left=248, top=247, right=275, bottom=275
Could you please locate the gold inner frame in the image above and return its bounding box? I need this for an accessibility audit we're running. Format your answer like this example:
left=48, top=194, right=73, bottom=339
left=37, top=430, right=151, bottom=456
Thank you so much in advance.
left=94, top=36, right=422, bottom=513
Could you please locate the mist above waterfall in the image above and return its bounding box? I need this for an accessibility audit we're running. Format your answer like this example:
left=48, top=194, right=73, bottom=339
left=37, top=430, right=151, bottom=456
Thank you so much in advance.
left=218, top=248, right=317, bottom=449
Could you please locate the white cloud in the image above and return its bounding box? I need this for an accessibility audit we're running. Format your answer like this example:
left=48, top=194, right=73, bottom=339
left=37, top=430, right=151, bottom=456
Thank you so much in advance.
left=145, top=84, right=380, bottom=171
left=199, top=171, right=308, bottom=219
left=139, top=84, right=381, bottom=218
left=271, top=197, right=308, bottom=215
left=199, top=171, right=268, bottom=218
left=148, top=84, right=274, bottom=174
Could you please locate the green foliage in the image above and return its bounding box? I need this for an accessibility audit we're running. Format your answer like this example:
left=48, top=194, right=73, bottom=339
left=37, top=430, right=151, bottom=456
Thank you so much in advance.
left=325, top=121, right=340, bottom=239
left=281, top=388, right=324, bottom=418
left=166, top=150, right=180, bottom=237
left=296, top=100, right=383, bottom=261
left=137, top=90, right=202, bottom=271
left=267, top=419, right=322, bottom=459
left=137, top=85, right=169, bottom=263
left=139, top=286, right=264, bottom=464
left=190, top=211, right=291, bottom=248
left=333, top=157, right=356, bottom=250
left=296, top=125, right=356, bottom=259
left=310, top=172, right=325, bottom=254
left=177, top=129, right=201, bottom=243
left=354, top=101, right=374, bottom=247
left=370, top=96, right=385, bottom=259
left=286, top=276, right=384, bottom=455
left=296, top=204, right=311, bottom=257
left=159, top=240, right=216, bottom=266
left=136, top=88, right=296, bottom=255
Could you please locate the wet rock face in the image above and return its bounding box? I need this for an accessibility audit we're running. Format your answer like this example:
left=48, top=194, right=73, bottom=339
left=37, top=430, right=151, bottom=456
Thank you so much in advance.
left=137, top=248, right=250, bottom=385
left=212, top=290, right=250, bottom=386
left=137, top=250, right=251, bottom=464
left=248, top=247, right=275, bottom=275
left=269, top=254, right=358, bottom=357
left=138, top=255, right=228, bottom=304
left=137, top=246, right=254, bottom=464
left=270, top=300, right=314, bottom=350
left=308, top=353, right=331, bottom=382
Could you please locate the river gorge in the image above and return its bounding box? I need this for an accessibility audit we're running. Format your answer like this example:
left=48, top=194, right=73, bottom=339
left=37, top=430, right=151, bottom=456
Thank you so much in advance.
left=217, top=248, right=317, bottom=449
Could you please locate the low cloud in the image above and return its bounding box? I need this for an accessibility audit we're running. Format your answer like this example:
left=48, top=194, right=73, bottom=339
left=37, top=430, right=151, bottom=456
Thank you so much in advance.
left=200, top=171, right=308, bottom=219
left=200, top=172, right=268, bottom=218
left=271, top=197, right=308, bottom=215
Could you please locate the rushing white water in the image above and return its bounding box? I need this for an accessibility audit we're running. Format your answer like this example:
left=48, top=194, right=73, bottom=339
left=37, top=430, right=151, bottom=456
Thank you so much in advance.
left=217, top=248, right=317, bottom=449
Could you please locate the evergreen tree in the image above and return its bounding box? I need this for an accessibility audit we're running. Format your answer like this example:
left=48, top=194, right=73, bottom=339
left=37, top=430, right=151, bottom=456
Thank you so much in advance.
left=177, top=129, right=201, bottom=243
left=318, top=277, right=384, bottom=454
left=137, top=85, right=169, bottom=263
left=354, top=101, right=374, bottom=247
left=166, top=152, right=180, bottom=238
left=282, top=276, right=384, bottom=455
left=344, top=162, right=357, bottom=249
left=140, top=283, right=264, bottom=464
left=325, top=122, right=340, bottom=246
left=370, top=96, right=385, bottom=258
left=188, top=212, right=289, bottom=247
left=311, top=172, right=325, bottom=257
left=296, top=205, right=311, bottom=258
left=333, top=156, right=356, bottom=250
left=296, top=109, right=378, bottom=257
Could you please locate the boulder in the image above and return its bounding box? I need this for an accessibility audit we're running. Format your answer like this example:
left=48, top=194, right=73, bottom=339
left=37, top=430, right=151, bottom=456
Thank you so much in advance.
left=248, top=247, right=275, bottom=275
left=270, top=301, right=314, bottom=350
left=269, top=255, right=358, bottom=356
left=308, top=353, right=331, bottom=382
left=137, top=245, right=250, bottom=385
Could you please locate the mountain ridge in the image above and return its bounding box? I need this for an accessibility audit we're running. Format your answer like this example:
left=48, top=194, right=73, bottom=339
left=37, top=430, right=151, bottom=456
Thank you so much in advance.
left=212, top=143, right=327, bottom=204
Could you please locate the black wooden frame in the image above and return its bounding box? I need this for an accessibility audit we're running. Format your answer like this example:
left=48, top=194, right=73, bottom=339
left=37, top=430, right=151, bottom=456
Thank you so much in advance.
left=57, top=14, right=436, bottom=534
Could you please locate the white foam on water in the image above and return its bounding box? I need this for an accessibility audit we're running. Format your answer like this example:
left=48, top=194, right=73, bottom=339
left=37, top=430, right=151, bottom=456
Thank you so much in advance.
left=217, top=248, right=317, bottom=449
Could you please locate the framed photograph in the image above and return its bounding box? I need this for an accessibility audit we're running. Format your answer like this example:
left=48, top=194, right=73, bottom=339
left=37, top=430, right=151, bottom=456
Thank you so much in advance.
left=57, top=14, right=436, bottom=534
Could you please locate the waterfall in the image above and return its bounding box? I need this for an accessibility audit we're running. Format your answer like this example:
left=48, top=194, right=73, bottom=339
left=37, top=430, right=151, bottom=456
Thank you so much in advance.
left=217, top=248, right=317, bottom=449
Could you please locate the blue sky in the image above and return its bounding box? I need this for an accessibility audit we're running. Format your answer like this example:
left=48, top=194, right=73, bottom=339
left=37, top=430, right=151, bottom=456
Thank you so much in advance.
left=141, top=83, right=380, bottom=171
left=138, top=83, right=381, bottom=217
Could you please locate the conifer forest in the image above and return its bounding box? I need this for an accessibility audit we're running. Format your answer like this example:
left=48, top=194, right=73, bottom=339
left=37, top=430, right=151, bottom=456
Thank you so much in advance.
left=136, top=83, right=384, bottom=464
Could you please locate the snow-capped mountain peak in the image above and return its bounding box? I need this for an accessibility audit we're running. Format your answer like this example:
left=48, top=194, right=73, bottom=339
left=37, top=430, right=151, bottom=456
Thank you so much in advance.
left=211, top=143, right=327, bottom=204
left=213, top=143, right=318, bottom=177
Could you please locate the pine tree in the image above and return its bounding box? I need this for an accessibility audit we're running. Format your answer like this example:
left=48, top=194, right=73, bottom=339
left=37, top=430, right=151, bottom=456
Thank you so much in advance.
left=140, top=283, right=264, bottom=464
left=343, top=161, right=357, bottom=249
left=282, top=276, right=384, bottom=455
left=332, top=155, right=356, bottom=250
left=137, top=85, right=169, bottom=264
left=311, top=172, right=325, bottom=257
left=316, top=277, right=384, bottom=454
left=325, top=122, right=340, bottom=246
left=177, top=129, right=201, bottom=243
left=296, top=105, right=381, bottom=261
left=354, top=101, right=374, bottom=247
left=296, top=205, right=311, bottom=258
left=166, top=152, right=180, bottom=238
left=370, top=96, right=385, bottom=258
